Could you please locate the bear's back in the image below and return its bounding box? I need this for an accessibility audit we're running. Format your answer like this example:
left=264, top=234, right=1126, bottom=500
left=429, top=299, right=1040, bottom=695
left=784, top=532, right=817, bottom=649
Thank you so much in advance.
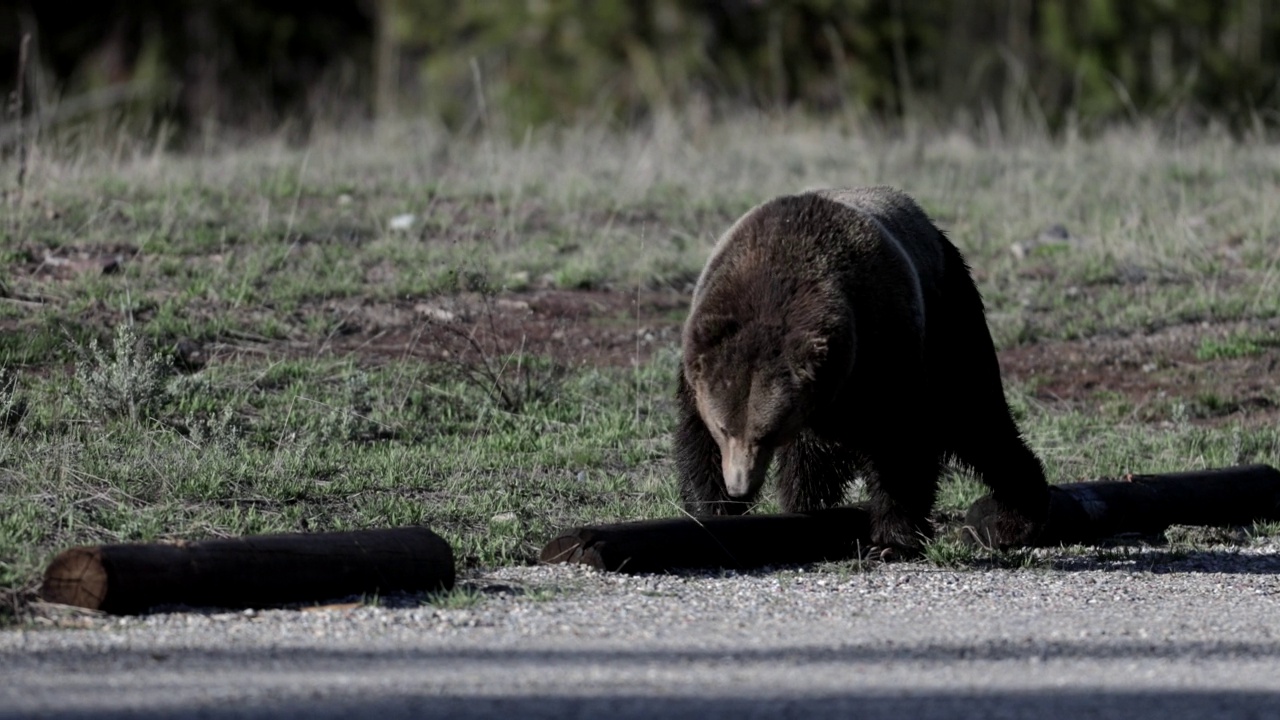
left=686, top=187, right=963, bottom=363
left=810, top=187, right=948, bottom=289
left=692, top=187, right=948, bottom=308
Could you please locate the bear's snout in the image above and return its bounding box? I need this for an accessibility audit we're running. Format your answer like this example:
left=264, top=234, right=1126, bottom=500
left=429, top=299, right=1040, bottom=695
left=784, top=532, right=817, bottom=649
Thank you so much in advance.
left=721, top=438, right=771, bottom=498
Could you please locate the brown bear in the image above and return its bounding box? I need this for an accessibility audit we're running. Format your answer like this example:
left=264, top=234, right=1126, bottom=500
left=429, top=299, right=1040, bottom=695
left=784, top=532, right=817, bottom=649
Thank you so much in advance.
left=674, top=186, right=1050, bottom=555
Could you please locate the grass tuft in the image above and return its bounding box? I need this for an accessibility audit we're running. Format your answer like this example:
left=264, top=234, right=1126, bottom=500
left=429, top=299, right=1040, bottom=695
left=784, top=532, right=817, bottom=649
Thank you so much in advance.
left=1195, top=333, right=1280, bottom=361
left=923, top=533, right=1047, bottom=570
left=0, top=368, right=28, bottom=432
left=423, top=585, right=486, bottom=610
left=72, top=323, right=173, bottom=427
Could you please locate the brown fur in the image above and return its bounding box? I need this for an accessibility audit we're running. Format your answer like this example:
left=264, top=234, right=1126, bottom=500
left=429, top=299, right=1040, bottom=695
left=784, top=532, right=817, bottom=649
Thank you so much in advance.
left=675, top=187, right=1049, bottom=554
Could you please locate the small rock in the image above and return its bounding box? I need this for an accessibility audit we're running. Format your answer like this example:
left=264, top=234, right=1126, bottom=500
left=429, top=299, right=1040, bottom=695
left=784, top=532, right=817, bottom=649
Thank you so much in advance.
left=173, top=338, right=207, bottom=373
left=389, top=213, right=417, bottom=231
left=1010, top=223, right=1082, bottom=261
left=1117, top=264, right=1148, bottom=284
left=495, top=298, right=531, bottom=312
left=505, top=271, right=531, bottom=290
left=1039, top=223, right=1071, bottom=242
left=414, top=304, right=456, bottom=323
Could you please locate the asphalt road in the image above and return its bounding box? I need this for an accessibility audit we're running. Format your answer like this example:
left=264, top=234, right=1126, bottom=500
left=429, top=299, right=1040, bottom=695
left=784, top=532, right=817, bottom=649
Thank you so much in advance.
left=4, top=547, right=1280, bottom=719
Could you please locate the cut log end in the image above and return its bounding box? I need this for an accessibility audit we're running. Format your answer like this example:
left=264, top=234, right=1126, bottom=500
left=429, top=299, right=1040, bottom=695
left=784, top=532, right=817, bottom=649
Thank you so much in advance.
left=538, top=534, right=606, bottom=570
left=538, top=535, right=581, bottom=563
left=41, top=546, right=109, bottom=610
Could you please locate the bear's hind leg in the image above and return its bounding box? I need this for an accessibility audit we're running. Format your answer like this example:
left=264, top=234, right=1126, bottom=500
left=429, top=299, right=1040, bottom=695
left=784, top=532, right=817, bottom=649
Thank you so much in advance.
left=675, top=372, right=753, bottom=516
left=775, top=432, right=861, bottom=513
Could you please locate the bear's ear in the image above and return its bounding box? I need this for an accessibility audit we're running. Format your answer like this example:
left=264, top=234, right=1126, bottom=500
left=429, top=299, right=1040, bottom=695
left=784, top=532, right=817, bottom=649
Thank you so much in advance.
left=689, top=313, right=740, bottom=350
left=787, top=333, right=828, bottom=383
left=686, top=351, right=706, bottom=378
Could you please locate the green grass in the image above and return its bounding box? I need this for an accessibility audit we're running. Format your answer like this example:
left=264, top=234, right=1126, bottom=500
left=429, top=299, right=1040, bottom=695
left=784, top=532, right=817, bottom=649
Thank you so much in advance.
left=1196, top=333, right=1280, bottom=361
left=921, top=534, right=1047, bottom=571
left=422, top=585, right=487, bottom=610
left=0, top=328, right=683, bottom=617
left=3, top=114, right=1280, bottom=623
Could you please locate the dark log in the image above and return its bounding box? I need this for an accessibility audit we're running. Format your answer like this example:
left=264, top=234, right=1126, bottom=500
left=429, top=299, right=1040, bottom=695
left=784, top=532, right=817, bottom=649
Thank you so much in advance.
left=540, top=505, right=873, bottom=573
left=965, top=464, right=1280, bottom=548
left=41, top=526, right=455, bottom=615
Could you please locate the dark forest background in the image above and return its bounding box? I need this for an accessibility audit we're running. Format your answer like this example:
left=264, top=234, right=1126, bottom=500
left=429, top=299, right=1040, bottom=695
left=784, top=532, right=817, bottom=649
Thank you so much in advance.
left=3, top=0, right=1279, bottom=139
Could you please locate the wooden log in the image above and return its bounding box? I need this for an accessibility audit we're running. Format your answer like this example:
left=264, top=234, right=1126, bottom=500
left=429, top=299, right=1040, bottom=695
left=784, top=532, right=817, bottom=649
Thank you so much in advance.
left=540, top=505, right=873, bottom=573
left=40, top=526, right=455, bottom=615
left=964, top=464, right=1280, bottom=548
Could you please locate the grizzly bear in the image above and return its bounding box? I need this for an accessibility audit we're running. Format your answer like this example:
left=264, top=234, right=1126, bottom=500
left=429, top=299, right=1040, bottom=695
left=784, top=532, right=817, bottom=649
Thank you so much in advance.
left=675, top=186, right=1050, bottom=555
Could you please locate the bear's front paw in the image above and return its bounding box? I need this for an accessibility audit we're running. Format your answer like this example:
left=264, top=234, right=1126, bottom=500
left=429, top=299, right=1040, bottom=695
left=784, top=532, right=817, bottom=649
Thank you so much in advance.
left=868, top=517, right=931, bottom=560
left=961, top=494, right=1048, bottom=549
left=859, top=544, right=917, bottom=563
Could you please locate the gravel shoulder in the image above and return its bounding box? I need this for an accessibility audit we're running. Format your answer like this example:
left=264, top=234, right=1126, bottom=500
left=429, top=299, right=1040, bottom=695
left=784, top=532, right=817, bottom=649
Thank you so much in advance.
left=4, top=543, right=1280, bottom=720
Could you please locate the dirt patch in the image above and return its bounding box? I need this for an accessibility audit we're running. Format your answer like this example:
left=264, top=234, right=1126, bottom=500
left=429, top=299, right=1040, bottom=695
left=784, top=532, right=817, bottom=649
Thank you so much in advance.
left=1000, top=319, right=1280, bottom=426
left=200, top=289, right=690, bottom=370
left=7, top=243, right=138, bottom=281
left=289, top=291, right=1279, bottom=427
left=355, top=289, right=687, bottom=368
left=312, top=287, right=1280, bottom=427
left=8, top=266, right=1277, bottom=428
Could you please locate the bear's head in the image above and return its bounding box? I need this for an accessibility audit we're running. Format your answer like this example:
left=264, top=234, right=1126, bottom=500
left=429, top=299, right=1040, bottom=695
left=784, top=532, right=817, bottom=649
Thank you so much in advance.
left=683, top=314, right=834, bottom=498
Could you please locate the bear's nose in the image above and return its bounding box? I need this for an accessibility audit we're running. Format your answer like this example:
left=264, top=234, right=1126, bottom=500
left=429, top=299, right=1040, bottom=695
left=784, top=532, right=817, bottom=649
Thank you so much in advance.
left=725, top=467, right=750, bottom=497
left=721, top=439, right=753, bottom=497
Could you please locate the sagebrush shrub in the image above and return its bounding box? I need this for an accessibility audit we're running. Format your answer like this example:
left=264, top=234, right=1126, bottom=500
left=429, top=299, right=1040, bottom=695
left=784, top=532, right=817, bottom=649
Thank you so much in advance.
left=73, top=324, right=172, bottom=426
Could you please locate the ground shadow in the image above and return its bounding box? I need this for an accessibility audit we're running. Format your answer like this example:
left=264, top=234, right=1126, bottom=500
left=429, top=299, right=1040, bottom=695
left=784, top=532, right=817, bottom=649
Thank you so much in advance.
left=5, top=688, right=1276, bottom=720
